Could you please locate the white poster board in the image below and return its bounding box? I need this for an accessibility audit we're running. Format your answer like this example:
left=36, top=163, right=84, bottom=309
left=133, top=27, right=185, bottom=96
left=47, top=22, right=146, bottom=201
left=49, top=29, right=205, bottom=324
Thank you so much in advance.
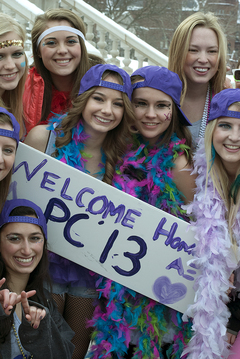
left=10, top=143, right=198, bottom=313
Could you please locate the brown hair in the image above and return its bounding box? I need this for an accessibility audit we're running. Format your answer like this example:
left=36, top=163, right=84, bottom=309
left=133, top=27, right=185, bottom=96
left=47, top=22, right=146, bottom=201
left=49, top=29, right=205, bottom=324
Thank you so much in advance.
left=55, top=70, right=135, bottom=184
left=131, top=75, right=193, bottom=161
left=0, top=205, right=51, bottom=343
left=31, top=8, right=89, bottom=123
left=168, top=12, right=227, bottom=103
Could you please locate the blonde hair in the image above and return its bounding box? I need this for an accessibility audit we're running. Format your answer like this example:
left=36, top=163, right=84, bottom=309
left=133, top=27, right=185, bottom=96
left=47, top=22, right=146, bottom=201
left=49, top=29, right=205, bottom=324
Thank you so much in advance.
left=0, top=114, right=16, bottom=211
left=0, top=13, right=28, bottom=139
left=204, top=103, right=240, bottom=245
left=31, top=8, right=89, bottom=123
left=55, top=70, right=135, bottom=185
left=168, top=12, right=227, bottom=103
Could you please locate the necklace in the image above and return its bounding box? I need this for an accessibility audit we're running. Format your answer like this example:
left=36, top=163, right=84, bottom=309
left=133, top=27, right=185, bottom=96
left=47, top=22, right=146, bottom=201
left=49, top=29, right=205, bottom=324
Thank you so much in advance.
left=12, top=322, right=33, bottom=359
left=198, top=83, right=211, bottom=138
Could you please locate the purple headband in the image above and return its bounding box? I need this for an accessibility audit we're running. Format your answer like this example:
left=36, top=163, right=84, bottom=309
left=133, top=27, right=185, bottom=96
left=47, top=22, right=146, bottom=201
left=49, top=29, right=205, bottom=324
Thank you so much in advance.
left=0, top=107, right=20, bottom=145
left=0, top=199, right=47, bottom=239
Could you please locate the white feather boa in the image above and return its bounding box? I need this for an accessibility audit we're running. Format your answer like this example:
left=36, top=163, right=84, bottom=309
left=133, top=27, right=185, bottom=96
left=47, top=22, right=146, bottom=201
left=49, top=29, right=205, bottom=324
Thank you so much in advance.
left=183, top=138, right=240, bottom=359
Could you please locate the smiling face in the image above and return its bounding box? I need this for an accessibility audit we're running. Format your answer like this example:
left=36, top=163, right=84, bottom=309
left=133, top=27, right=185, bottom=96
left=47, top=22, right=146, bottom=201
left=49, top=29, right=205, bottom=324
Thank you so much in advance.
left=132, top=87, right=172, bottom=145
left=82, top=74, right=124, bottom=139
left=213, top=104, right=240, bottom=178
left=0, top=123, right=17, bottom=182
left=0, top=220, right=44, bottom=280
left=38, top=20, right=81, bottom=85
left=0, top=31, right=26, bottom=97
left=183, top=26, right=219, bottom=87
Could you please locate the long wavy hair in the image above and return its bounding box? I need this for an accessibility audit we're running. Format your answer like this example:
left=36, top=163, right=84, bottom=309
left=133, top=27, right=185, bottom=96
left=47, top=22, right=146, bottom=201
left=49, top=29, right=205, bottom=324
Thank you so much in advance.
left=55, top=70, right=135, bottom=184
left=131, top=74, right=193, bottom=163
left=0, top=13, right=28, bottom=138
left=0, top=205, right=51, bottom=343
left=168, top=12, right=227, bottom=103
left=0, top=114, right=17, bottom=212
left=31, top=8, right=89, bottom=123
left=204, top=105, right=240, bottom=245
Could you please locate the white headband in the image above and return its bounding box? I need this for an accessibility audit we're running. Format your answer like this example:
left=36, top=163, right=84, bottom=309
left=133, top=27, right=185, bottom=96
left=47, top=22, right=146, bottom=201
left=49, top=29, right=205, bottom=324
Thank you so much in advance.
left=36, top=25, right=85, bottom=47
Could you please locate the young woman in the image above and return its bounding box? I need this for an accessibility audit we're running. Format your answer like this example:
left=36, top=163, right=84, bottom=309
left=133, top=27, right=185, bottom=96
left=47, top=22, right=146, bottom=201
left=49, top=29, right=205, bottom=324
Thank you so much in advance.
left=183, top=88, right=240, bottom=359
left=0, top=107, right=20, bottom=212
left=24, top=63, right=135, bottom=359
left=88, top=66, right=196, bottom=359
left=168, top=12, right=227, bottom=148
left=0, top=198, right=74, bottom=358
left=0, top=13, right=28, bottom=139
left=23, top=8, right=89, bottom=134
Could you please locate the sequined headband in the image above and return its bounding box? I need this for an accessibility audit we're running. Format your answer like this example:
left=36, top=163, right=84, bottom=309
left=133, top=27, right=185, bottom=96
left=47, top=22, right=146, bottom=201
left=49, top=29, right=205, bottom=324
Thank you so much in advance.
left=36, top=26, right=85, bottom=47
left=0, top=40, right=23, bottom=49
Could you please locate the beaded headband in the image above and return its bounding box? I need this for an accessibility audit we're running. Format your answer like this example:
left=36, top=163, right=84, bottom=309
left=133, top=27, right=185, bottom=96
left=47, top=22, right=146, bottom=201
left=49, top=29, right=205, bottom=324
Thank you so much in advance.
left=0, top=40, right=23, bottom=49
left=37, top=25, right=85, bottom=47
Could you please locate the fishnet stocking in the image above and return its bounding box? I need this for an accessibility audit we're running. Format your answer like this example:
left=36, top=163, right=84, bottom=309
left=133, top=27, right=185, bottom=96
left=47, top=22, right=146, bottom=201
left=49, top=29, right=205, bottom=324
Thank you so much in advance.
left=52, top=293, right=66, bottom=315
left=51, top=293, right=94, bottom=358
left=64, top=295, right=94, bottom=359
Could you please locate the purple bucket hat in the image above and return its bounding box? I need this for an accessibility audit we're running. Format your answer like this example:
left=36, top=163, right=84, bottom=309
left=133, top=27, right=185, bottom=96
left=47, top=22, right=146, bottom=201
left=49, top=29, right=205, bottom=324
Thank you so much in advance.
left=78, top=64, right=132, bottom=100
left=0, top=107, right=20, bottom=146
left=131, top=66, right=191, bottom=126
left=208, top=88, right=240, bottom=123
left=0, top=199, right=47, bottom=239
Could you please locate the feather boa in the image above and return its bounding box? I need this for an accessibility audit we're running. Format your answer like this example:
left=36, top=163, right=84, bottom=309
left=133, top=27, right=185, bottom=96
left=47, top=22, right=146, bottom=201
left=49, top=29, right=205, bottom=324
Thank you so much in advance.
left=87, top=134, right=193, bottom=359
left=47, top=117, right=104, bottom=287
left=49, top=117, right=106, bottom=176
left=113, top=134, right=190, bottom=221
left=182, top=138, right=240, bottom=359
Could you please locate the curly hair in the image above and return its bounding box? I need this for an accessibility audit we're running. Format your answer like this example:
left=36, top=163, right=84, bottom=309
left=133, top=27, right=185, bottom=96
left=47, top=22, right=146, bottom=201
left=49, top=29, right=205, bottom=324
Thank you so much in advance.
left=55, top=70, right=135, bottom=185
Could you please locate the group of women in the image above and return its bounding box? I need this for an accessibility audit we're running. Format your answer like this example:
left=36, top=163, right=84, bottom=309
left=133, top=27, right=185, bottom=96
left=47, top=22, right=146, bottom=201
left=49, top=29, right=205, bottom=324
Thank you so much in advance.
left=0, top=6, right=239, bottom=359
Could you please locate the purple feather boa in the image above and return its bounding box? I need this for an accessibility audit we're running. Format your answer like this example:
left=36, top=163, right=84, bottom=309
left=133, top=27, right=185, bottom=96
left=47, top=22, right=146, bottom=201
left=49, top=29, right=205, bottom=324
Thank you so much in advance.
left=182, top=138, right=240, bottom=359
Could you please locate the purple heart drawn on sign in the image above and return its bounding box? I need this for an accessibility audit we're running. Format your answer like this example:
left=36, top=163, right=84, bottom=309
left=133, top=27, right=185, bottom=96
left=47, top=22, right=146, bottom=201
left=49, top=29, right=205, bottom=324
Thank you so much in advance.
left=153, top=276, right=187, bottom=304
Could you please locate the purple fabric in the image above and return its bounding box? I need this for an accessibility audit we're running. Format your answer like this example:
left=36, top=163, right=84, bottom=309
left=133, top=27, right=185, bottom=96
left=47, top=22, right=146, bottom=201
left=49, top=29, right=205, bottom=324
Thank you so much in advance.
left=48, top=252, right=96, bottom=288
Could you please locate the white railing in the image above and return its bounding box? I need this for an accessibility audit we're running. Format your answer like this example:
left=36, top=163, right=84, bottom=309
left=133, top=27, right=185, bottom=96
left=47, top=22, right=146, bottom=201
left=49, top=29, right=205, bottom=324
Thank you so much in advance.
left=0, top=0, right=169, bottom=73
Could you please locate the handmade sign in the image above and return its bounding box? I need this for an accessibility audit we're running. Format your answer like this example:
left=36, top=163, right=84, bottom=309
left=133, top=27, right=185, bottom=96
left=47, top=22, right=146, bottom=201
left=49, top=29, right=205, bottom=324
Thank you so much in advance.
left=10, top=143, right=198, bottom=313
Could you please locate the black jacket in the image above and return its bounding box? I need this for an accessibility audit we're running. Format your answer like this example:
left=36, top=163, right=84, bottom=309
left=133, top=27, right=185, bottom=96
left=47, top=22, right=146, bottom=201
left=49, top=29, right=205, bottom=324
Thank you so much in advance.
left=0, top=290, right=74, bottom=359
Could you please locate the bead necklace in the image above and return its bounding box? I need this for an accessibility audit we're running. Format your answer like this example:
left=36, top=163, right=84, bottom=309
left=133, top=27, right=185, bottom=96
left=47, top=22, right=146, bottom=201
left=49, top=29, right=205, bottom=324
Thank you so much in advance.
left=198, top=83, right=211, bottom=138
left=12, top=322, right=33, bottom=359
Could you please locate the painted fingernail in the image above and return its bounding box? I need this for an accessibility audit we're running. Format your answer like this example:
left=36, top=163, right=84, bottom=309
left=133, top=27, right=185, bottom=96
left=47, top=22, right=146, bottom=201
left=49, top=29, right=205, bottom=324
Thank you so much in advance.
left=33, top=324, right=38, bottom=329
left=40, top=316, right=43, bottom=320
